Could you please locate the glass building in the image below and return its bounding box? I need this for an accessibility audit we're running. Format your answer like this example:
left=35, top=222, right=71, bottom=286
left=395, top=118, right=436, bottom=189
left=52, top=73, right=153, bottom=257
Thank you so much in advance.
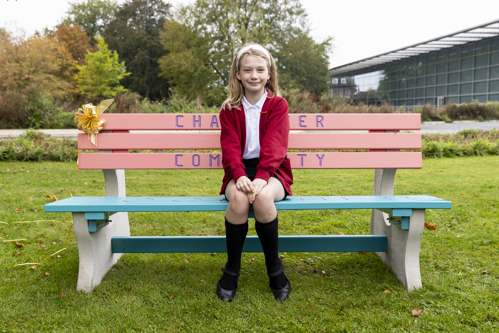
left=329, top=20, right=499, bottom=109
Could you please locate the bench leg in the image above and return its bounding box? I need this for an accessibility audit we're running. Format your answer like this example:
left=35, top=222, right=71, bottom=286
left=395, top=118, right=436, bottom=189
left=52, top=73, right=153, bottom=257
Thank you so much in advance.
left=371, top=209, right=425, bottom=291
left=72, top=211, right=130, bottom=293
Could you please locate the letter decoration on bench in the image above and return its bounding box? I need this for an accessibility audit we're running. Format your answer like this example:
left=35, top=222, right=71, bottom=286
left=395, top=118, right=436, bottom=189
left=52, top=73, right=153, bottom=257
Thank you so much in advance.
left=45, top=113, right=451, bottom=293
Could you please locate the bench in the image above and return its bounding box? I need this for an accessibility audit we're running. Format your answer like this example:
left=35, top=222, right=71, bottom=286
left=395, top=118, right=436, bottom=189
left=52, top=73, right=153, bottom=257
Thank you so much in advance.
left=44, top=112, right=451, bottom=293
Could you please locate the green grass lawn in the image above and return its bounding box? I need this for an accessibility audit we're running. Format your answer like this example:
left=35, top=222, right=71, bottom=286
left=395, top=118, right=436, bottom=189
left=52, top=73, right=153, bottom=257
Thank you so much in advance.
left=1, top=157, right=498, bottom=332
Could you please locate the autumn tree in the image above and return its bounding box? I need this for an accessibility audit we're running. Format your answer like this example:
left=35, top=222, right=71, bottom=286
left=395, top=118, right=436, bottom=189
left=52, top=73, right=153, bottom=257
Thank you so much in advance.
left=75, top=36, right=130, bottom=101
left=63, top=0, right=118, bottom=42
left=104, top=0, right=171, bottom=100
left=0, top=30, right=71, bottom=127
left=49, top=24, right=96, bottom=93
left=159, top=0, right=332, bottom=104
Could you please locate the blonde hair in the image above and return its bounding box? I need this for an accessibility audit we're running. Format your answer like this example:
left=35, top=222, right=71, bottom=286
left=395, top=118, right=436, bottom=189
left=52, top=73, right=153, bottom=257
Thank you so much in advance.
left=222, top=43, right=280, bottom=111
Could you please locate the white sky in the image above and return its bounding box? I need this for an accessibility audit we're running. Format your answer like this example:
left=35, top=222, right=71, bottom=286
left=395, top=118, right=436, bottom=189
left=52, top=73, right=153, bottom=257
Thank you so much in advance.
left=1, top=0, right=498, bottom=68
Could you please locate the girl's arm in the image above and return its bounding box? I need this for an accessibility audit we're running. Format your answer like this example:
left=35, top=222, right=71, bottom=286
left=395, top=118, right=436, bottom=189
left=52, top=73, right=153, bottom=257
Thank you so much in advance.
left=255, top=98, right=290, bottom=183
left=220, top=108, right=248, bottom=186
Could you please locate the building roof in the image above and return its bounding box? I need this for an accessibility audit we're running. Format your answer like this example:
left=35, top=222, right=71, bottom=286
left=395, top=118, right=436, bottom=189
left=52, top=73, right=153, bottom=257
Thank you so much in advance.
left=329, top=19, right=499, bottom=77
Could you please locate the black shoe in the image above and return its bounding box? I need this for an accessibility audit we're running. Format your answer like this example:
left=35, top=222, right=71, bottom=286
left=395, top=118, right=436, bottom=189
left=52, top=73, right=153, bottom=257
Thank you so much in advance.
left=268, top=265, right=291, bottom=302
left=216, top=268, right=239, bottom=302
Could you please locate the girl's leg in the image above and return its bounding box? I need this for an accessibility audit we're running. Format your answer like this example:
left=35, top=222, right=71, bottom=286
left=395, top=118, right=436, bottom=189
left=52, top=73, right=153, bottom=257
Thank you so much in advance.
left=252, top=178, right=290, bottom=300
left=218, top=180, right=250, bottom=301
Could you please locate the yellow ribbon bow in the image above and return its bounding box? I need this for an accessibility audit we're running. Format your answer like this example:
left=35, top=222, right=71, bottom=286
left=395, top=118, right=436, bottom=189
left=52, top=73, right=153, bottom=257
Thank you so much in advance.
left=74, top=99, right=114, bottom=147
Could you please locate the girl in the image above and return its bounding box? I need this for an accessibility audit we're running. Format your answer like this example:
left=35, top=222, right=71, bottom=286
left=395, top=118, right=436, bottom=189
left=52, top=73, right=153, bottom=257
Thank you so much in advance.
left=217, top=43, right=293, bottom=302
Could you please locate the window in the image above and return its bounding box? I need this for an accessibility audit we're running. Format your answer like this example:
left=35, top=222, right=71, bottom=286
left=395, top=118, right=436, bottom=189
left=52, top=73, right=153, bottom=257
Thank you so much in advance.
left=345, top=89, right=350, bottom=98
left=332, top=78, right=338, bottom=84
left=341, top=78, right=347, bottom=84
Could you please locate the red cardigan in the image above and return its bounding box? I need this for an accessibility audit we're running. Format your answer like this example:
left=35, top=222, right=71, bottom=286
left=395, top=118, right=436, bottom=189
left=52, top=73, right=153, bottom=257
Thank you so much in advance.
left=219, top=93, right=293, bottom=196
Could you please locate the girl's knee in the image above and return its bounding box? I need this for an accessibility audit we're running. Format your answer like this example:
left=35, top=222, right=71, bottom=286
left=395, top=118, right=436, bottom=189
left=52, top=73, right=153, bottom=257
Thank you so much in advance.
left=228, top=191, right=250, bottom=213
left=252, top=189, right=275, bottom=213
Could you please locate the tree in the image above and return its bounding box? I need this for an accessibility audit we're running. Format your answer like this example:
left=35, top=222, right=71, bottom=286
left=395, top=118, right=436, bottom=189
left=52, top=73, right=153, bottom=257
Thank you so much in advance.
left=50, top=24, right=96, bottom=93
left=0, top=31, right=70, bottom=99
left=0, top=30, right=72, bottom=127
left=159, top=0, right=332, bottom=104
left=104, top=0, right=171, bottom=100
left=55, top=24, right=96, bottom=65
left=75, top=36, right=130, bottom=101
left=63, top=0, right=118, bottom=42
left=159, top=20, right=221, bottom=103
left=274, top=30, right=331, bottom=95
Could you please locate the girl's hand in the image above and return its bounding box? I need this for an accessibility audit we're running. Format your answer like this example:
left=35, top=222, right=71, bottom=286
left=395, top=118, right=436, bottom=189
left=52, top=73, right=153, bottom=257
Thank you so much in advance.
left=236, top=176, right=254, bottom=194
left=250, top=178, right=267, bottom=203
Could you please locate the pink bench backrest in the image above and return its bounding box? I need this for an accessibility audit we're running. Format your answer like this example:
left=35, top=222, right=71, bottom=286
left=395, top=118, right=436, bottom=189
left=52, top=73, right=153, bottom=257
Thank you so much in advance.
left=78, top=113, right=422, bottom=170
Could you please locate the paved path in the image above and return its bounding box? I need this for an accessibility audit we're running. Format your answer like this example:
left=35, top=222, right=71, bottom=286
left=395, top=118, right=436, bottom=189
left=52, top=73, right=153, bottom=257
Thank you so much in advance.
left=0, top=121, right=498, bottom=138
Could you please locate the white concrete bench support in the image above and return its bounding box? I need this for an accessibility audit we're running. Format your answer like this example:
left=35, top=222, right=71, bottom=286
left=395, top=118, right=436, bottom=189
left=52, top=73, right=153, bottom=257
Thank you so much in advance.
left=370, top=168, right=425, bottom=291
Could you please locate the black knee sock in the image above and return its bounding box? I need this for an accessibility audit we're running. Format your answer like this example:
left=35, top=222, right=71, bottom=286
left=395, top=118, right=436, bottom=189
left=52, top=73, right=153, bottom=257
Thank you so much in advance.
left=255, top=216, right=288, bottom=289
left=219, top=218, right=248, bottom=290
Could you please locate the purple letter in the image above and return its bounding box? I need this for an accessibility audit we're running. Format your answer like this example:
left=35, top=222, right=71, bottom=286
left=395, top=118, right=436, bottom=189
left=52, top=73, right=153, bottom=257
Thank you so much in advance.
left=175, top=154, right=183, bottom=167
left=193, top=115, right=201, bottom=128
left=299, top=115, right=307, bottom=128
left=209, top=154, right=220, bottom=167
left=316, top=115, right=324, bottom=128
left=297, top=153, right=307, bottom=167
left=210, top=115, right=219, bottom=128
left=192, top=154, right=200, bottom=167
left=316, top=154, right=325, bottom=167
left=175, top=115, right=183, bottom=128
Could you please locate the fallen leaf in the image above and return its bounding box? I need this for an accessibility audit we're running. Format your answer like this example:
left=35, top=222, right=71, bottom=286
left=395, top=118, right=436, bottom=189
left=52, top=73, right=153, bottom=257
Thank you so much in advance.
left=248, top=257, right=255, bottom=262
left=424, top=222, right=439, bottom=231
left=411, top=309, right=423, bottom=317
left=29, top=197, right=35, bottom=201
left=124, top=314, right=129, bottom=318
left=14, top=208, right=23, bottom=213
left=482, top=270, right=489, bottom=275
left=93, top=179, right=96, bottom=182
left=169, top=294, right=174, bottom=301
left=51, top=242, right=56, bottom=245
left=203, top=217, right=208, bottom=223
left=15, top=241, right=25, bottom=248
left=383, top=289, right=393, bottom=294
left=33, top=209, right=38, bottom=213
left=26, top=181, right=29, bottom=184
left=59, top=293, right=66, bottom=297
left=46, top=194, right=51, bottom=198
left=29, top=265, right=37, bottom=270
left=13, top=252, right=20, bottom=256
left=44, top=272, right=50, bottom=276
left=211, top=253, right=216, bottom=256
left=62, top=218, right=67, bottom=223
left=50, top=195, right=57, bottom=201
left=184, top=259, right=189, bottom=263
left=38, top=241, right=44, bottom=245
left=338, top=232, right=345, bottom=235
left=40, top=244, right=46, bottom=249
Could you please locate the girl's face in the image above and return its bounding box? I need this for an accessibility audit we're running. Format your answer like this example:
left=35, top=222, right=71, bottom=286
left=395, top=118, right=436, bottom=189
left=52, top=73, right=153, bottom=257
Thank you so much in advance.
left=236, top=54, right=270, bottom=97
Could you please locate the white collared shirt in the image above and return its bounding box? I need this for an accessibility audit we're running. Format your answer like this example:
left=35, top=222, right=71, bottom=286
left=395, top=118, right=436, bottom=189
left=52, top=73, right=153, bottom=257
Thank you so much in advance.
left=242, top=90, right=267, bottom=159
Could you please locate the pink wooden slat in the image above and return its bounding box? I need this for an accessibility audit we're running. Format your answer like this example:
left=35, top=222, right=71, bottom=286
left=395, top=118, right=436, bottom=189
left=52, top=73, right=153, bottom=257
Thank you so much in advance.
left=99, top=113, right=421, bottom=131
left=78, top=132, right=421, bottom=150
left=78, top=152, right=422, bottom=170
